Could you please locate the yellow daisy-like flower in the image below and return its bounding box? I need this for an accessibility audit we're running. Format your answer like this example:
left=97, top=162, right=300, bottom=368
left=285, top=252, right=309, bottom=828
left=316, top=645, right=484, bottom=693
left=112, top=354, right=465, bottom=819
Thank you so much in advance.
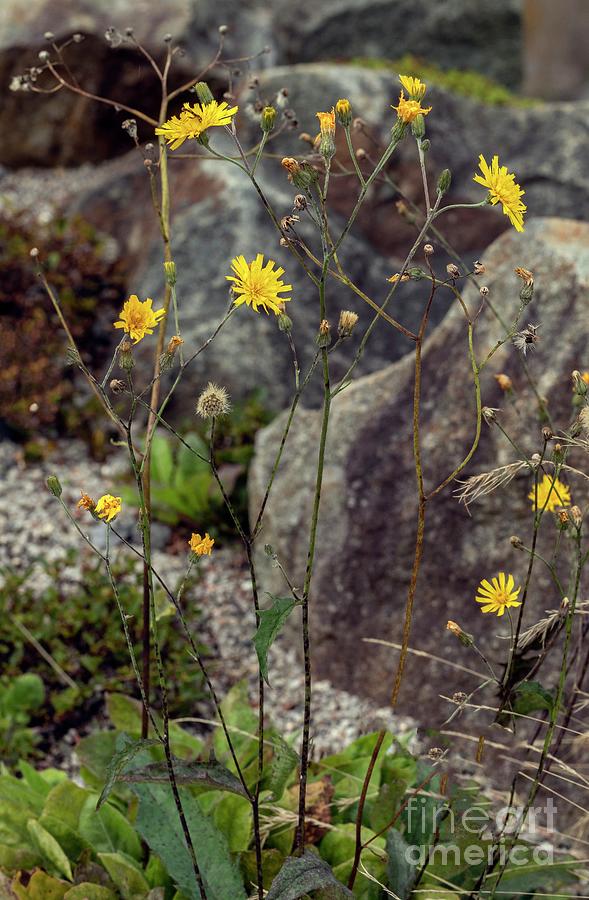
left=114, top=295, right=166, bottom=344
left=392, top=90, right=432, bottom=124
left=95, top=494, right=122, bottom=523
left=475, top=572, right=521, bottom=617
left=189, top=532, right=215, bottom=556
left=316, top=108, right=335, bottom=136
left=473, top=154, right=526, bottom=233
left=226, top=254, right=292, bottom=316
left=528, top=474, right=571, bottom=512
left=155, top=100, right=238, bottom=150
left=399, top=74, right=427, bottom=100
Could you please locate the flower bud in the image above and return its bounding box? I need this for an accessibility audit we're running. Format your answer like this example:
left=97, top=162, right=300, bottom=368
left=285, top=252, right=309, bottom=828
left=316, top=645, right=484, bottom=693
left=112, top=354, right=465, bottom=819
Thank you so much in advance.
left=494, top=373, right=512, bottom=392
left=519, top=282, right=534, bottom=303
left=542, top=426, right=553, bottom=442
left=571, top=371, right=588, bottom=397
left=391, top=119, right=407, bottom=142
left=420, top=138, right=430, bottom=152
left=118, top=340, right=134, bottom=372
left=335, top=98, right=352, bottom=127
left=411, top=115, right=426, bottom=139
left=316, top=319, right=331, bottom=348
left=437, top=168, right=452, bottom=195
left=163, top=260, right=177, bottom=286
left=46, top=475, right=62, bottom=497
left=338, top=310, right=359, bottom=338
left=278, top=312, right=293, bottom=334
left=195, top=82, right=214, bottom=105
left=446, top=620, right=473, bottom=647
left=261, top=105, right=276, bottom=133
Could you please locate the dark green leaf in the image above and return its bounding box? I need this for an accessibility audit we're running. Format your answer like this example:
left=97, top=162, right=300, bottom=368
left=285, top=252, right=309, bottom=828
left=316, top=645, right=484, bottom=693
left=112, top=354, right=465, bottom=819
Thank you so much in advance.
left=253, top=596, right=298, bottom=685
left=386, top=829, right=417, bottom=900
left=267, top=735, right=299, bottom=802
left=131, top=782, right=247, bottom=900
left=97, top=737, right=159, bottom=809
left=79, top=796, right=142, bottom=861
left=97, top=852, right=150, bottom=899
left=513, top=681, right=554, bottom=716
left=266, top=852, right=354, bottom=899
left=121, top=759, right=247, bottom=797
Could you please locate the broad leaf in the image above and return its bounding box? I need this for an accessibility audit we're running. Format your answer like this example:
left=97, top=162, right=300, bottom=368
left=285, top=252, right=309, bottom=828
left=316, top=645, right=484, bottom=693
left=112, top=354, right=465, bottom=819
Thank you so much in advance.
left=267, top=735, right=299, bottom=802
left=212, top=794, right=252, bottom=853
left=131, top=782, right=247, bottom=900
left=513, top=681, right=554, bottom=716
left=79, top=795, right=142, bottom=861
left=253, top=596, right=298, bottom=685
left=98, top=852, right=150, bottom=900
left=64, top=885, right=117, bottom=900
left=266, top=852, right=354, bottom=899
left=121, top=758, right=247, bottom=797
left=27, top=819, right=73, bottom=881
left=11, top=870, right=69, bottom=900
left=386, top=829, right=417, bottom=900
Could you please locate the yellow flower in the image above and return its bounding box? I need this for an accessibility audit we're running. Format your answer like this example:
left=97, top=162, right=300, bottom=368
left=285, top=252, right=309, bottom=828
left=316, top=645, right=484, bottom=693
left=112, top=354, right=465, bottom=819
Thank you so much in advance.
left=475, top=572, right=521, bottom=617
left=95, top=494, right=122, bottom=523
left=155, top=100, right=238, bottom=150
left=226, top=254, right=292, bottom=316
left=189, top=532, right=214, bottom=556
left=316, top=108, right=335, bottom=136
left=387, top=272, right=410, bottom=284
left=77, top=492, right=95, bottom=511
left=473, top=154, right=526, bottom=233
left=114, top=295, right=166, bottom=343
left=399, top=75, right=427, bottom=100
left=392, top=91, right=432, bottom=124
left=528, top=474, right=571, bottom=512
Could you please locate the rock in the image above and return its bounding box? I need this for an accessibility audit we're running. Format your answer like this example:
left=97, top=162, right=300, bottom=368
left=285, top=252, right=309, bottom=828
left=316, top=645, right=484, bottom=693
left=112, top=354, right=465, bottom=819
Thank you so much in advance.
left=249, top=217, right=589, bottom=717
left=134, top=157, right=432, bottom=410
left=188, top=0, right=523, bottom=87
left=522, top=0, right=589, bottom=99
left=0, top=0, right=205, bottom=166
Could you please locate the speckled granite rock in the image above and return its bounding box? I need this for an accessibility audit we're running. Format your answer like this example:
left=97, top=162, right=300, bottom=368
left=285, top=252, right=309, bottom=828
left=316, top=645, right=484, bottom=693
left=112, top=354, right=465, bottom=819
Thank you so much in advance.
left=249, top=217, right=589, bottom=716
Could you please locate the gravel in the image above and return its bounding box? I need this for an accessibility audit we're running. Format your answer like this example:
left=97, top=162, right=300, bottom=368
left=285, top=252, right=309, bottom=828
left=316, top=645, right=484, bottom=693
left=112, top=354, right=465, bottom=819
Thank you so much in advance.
left=0, top=438, right=415, bottom=758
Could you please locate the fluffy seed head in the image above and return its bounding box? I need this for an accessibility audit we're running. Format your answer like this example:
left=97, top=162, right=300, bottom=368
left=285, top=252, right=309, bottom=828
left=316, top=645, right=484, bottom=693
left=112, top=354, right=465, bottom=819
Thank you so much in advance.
left=196, top=383, right=231, bottom=419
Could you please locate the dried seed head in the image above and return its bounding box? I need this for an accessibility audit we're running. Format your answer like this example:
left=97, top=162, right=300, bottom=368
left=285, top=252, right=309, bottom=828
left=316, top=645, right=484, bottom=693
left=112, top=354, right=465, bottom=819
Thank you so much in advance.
left=167, top=335, right=184, bottom=353
left=44, top=31, right=54, bottom=40
left=515, top=266, right=534, bottom=287
left=453, top=691, right=468, bottom=704
left=570, top=505, right=583, bottom=528
left=446, top=263, right=460, bottom=280
left=355, top=147, right=367, bottom=160
left=494, top=373, right=512, bottom=392
left=338, top=310, right=359, bottom=338
left=109, top=379, right=127, bottom=394
left=427, top=747, right=444, bottom=761
left=557, top=509, right=570, bottom=528
left=72, top=33, right=84, bottom=43
left=513, top=323, right=540, bottom=355
left=481, top=406, right=498, bottom=425
left=293, top=194, right=307, bottom=211
left=218, top=25, right=228, bottom=34
left=542, top=425, right=553, bottom=442
left=423, top=243, right=434, bottom=256
left=510, top=535, right=524, bottom=549
left=479, top=285, right=489, bottom=298
left=473, top=260, right=485, bottom=275
left=196, top=382, right=231, bottom=419
left=446, top=620, right=473, bottom=646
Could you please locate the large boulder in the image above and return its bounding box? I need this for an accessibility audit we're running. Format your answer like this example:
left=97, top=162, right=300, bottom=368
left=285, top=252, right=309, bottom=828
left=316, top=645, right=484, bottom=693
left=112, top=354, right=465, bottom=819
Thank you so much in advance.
left=249, top=217, right=589, bottom=717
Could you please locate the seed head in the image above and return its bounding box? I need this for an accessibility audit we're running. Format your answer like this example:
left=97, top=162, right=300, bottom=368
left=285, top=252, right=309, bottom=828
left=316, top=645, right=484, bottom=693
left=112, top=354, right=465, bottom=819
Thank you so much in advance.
left=473, top=260, right=485, bottom=275
left=446, top=263, right=460, bottom=280
left=423, top=243, right=434, bottom=256
left=109, top=379, right=127, bottom=394
left=510, top=535, right=525, bottom=550
left=494, top=373, right=512, bottom=392
left=570, top=505, right=583, bottom=528
left=196, top=382, right=231, bottom=419
left=479, top=286, right=489, bottom=298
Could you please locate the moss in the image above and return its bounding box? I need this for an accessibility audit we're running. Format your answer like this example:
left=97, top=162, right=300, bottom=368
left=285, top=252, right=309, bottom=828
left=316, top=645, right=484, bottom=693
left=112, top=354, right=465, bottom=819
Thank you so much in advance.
left=348, top=54, right=539, bottom=107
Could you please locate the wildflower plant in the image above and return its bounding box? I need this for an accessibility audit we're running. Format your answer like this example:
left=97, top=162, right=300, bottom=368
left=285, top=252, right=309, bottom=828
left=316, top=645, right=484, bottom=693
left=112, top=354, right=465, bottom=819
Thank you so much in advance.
left=15, top=28, right=588, bottom=900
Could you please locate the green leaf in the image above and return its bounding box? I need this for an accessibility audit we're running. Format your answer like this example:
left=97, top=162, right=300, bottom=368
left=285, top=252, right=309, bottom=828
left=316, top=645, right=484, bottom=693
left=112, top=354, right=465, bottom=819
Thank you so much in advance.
left=12, top=870, right=69, bottom=900
left=266, top=735, right=299, bottom=802
left=43, top=780, right=91, bottom=833
left=386, top=829, right=417, bottom=900
left=212, top=794, right=252, bottom=853
left=79, top=795, right=142, bottom=861
left=131, top=782, right=247, bottom=900
left=151, top=434, right=175, bottom=485
left=0, top=843, right=40, bottom=872
left=19, top=762, right=66, bottom=799
left=77, top=731, right=119, bottom=790
left=121, top=759, right=247, bottom=797
left=266, top=852, right=354, bottom=899
left=98, top=852, right=150, bottom=900
left=253, top=596, right=298, bottom=685
left=3, top=674, right=45, bottom=715
left=64, top=885, right=117, bottom=900
left=513, top=681, right=554, bottom=716
left=105, top=694, right=203, bottom=759
left=27, top=818, right=73, bottom=881
left=39, top=813, right=89, bottom=862
left=97, top=737, right=159, bottom=809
